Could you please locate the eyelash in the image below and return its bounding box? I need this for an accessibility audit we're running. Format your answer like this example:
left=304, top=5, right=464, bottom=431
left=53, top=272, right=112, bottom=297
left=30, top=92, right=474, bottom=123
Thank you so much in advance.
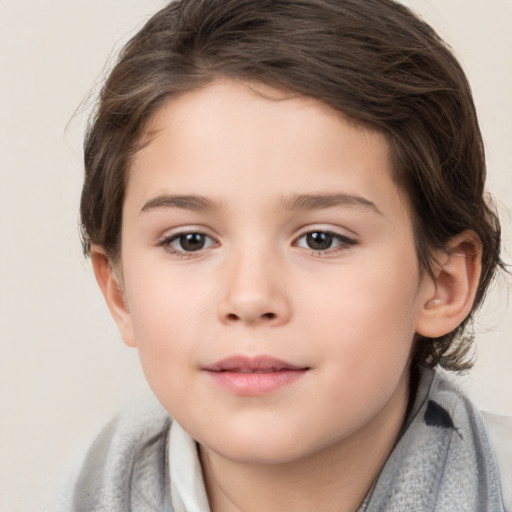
left=158, top=232, right=218, bottom=258
left=158, top=229, right=357, bottom=258
left=294, top=230, right=357, bottom=255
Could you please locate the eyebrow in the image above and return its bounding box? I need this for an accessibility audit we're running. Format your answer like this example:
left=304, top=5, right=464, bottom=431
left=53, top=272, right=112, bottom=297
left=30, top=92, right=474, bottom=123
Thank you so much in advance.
left=140, top=194, right=221, bottom=214
left=282, top=193, right=382, bottom=215
left=140, top=192, right=382, bottom=215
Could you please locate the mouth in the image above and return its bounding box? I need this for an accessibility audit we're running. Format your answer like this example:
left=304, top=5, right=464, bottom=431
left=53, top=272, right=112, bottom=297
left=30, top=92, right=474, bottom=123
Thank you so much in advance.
left=203, top=355, right=310, bottom=395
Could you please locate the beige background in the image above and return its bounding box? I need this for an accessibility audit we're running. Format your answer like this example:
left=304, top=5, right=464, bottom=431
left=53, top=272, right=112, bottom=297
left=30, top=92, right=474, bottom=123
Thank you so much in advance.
left=1, top=1, right=511, bottom=510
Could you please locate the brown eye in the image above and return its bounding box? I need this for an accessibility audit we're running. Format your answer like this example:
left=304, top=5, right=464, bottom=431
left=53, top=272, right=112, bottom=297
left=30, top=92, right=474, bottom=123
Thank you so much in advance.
left=296, top=230, right=356, bottom=252
left=305, top=232, right=334, bottom=250
left=178, top=233, right=207, bottom=251
left=162, top=232, right=216, bottom=254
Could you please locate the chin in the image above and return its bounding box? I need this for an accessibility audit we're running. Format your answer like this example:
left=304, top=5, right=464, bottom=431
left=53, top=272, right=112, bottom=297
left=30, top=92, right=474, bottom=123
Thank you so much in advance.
left=208, top=444, right=304, bottom=466
left=200, top=428, right=324, bottom=466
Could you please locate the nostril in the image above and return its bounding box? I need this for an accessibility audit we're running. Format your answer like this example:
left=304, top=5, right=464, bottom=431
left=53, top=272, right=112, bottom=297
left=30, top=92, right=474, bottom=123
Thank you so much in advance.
left=262, top=312, right=276, bottom=320
left=227, top=313, right=239, bottom=321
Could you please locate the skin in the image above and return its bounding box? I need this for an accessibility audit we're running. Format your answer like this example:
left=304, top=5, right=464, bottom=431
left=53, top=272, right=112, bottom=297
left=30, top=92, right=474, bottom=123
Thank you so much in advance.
left=92, top=79, right=480, bottom=512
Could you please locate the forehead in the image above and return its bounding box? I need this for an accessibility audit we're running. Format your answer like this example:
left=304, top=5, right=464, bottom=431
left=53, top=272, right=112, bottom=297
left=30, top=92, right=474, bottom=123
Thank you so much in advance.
left=127, top=79, right=408, bottom=222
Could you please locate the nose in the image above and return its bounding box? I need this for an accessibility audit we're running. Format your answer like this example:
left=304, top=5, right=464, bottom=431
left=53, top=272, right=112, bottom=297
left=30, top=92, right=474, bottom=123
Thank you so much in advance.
left=217, top=251, right=291, bottom=327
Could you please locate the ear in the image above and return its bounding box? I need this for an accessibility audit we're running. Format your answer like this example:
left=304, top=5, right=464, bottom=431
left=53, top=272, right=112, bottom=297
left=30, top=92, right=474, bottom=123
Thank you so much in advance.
left=415, top=231, right=482, bottom=338
left=90, top=245, right=137, bottom=348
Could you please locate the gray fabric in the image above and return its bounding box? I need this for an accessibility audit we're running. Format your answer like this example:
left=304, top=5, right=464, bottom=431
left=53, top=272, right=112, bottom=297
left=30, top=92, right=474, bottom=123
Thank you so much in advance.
left=483, top=412, right=512, bottom=509
left=362, top=370, right=505, bottom=512
left=72, top=395, right=173, bottom=511
left=71, top=370, right=506, bottom=511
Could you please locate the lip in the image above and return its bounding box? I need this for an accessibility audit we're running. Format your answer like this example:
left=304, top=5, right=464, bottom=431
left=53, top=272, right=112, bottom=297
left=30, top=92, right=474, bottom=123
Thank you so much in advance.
left=203, top=355, right=309, bottom=396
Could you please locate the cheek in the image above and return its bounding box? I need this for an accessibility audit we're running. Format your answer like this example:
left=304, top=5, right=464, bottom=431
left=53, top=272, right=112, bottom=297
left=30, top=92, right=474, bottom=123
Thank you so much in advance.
left=305, top=269, right=418, bottom=429
left=127, top=258, right=213, bottom=334
left=123, top=267, right=213, bottom=386
left=301, top=251, right=421, bottom=368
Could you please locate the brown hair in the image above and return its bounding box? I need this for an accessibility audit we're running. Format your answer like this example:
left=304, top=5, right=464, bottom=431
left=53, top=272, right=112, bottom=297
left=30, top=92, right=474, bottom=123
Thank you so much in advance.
left=80, top=0, right=502, bottom=372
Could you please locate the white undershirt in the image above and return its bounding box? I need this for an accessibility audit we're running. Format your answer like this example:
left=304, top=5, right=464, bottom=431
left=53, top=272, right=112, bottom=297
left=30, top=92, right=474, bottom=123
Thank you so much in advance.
left=169, top=421, right=211, bottom=512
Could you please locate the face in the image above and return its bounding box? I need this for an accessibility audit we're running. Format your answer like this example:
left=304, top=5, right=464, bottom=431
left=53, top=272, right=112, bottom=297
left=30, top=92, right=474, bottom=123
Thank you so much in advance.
left=115, top=79, right=435, bottom=464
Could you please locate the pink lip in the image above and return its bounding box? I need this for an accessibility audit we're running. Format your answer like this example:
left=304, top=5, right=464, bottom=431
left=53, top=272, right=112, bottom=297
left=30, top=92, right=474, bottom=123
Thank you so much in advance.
left=203, top=355, right=309, bottom=396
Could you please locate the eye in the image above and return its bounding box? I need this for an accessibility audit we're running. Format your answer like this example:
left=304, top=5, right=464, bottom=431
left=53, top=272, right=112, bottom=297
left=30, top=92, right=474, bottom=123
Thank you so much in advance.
left=295, top=230, right=356, bottom=252
left=160, top=232, right=217, bottom=254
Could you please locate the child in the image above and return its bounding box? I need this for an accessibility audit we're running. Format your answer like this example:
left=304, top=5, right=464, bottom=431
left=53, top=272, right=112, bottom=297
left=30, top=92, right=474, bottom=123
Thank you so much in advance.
left=72, top=0, right=510, bottom=510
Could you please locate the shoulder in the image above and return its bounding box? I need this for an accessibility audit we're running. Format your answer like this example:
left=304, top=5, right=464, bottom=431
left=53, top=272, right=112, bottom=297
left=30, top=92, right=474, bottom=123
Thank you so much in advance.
left=370, top=369, right=507, bottom=511
left=431, top=372, right=511, bottom=511
left=70, top=391, right=173, bottom=511
left=482, top=411, right=512, bottom=512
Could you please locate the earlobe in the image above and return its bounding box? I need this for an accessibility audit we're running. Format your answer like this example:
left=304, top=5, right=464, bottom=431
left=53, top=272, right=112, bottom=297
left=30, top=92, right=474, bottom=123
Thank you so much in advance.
left=416, top=231, right=482, bottom=339
left=90, top=246, right=137, bottom=348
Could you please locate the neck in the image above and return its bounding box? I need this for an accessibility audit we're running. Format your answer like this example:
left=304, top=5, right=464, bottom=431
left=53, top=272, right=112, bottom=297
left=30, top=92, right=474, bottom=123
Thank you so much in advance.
left=200, top=376, right=409, bottom=512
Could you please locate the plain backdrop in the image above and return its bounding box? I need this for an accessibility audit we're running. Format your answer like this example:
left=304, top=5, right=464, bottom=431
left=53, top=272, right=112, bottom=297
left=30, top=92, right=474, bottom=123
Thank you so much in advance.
left=1, top=1, right=511, bottom=510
